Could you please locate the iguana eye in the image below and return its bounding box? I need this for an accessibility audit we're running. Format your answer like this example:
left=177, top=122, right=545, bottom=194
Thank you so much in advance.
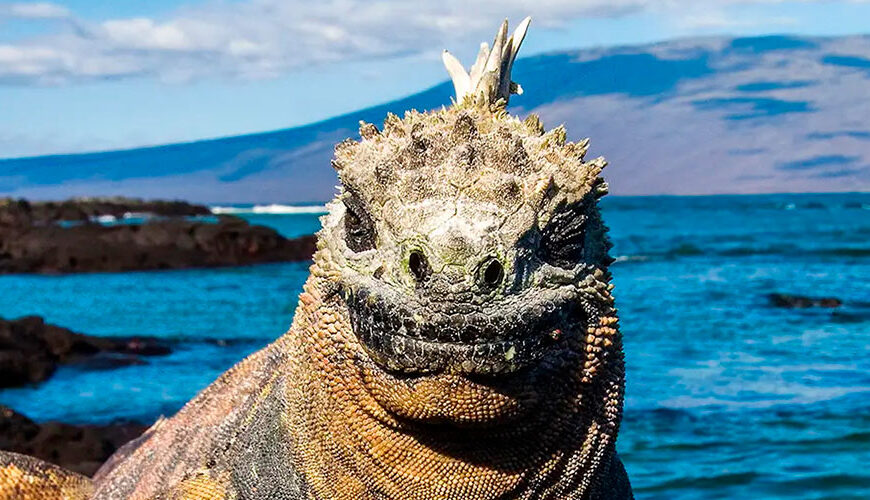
left=343, top=194, right=376, bottom=252
left=539, top=204, right=586, bottom=268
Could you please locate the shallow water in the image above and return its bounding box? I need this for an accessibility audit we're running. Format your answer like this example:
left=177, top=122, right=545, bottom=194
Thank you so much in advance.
left=1, top=193, right=868, bottom=498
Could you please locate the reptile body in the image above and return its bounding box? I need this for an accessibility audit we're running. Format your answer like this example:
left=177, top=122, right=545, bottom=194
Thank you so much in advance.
left=0, top=18, right=633, bottom=499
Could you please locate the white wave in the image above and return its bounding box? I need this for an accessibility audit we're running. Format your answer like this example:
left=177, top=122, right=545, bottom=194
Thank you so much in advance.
left=91, top=214, right=117, bottom=223
left=211, top=204, right=327, bottom=215
left=614, top=255, right=649, bottom=263
left=122, top=212, right=150, bottom=219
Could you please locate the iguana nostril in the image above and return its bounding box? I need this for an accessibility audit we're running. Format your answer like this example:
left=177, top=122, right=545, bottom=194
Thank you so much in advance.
left=481, top=259, right=504, bottom=288
left=408, top=250, right=431, bottom=283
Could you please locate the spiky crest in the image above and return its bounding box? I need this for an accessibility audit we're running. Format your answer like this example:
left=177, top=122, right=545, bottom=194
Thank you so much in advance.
left=442, top=17, right=531, bottom=109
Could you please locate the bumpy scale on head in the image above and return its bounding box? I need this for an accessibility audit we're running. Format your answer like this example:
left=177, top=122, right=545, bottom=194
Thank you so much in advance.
left=325, top=105, right=611, bottom=371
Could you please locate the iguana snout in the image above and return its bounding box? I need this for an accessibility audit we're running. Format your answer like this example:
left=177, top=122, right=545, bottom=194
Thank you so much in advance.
left=334, top=196, right=583, bottom=377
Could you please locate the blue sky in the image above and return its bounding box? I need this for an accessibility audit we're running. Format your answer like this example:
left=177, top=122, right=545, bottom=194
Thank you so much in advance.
left=1, top=0, right=870, bottom=158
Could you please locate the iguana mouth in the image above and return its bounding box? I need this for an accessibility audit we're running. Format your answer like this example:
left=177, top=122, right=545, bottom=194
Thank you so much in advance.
left=343, top=284, right=586, bottom=375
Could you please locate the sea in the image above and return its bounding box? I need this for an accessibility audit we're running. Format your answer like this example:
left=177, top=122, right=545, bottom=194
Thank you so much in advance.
left=1, top=192, right=868, bottom=499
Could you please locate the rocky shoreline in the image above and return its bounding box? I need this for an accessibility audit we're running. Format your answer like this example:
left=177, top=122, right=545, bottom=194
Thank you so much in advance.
left=0, top=197, right=316, bottom=273
left=0, top=197, right=211, bottom=226
left=0, top=405, right=147, bottom=476
left=0, top=197, right=321, bottom=476
left=0, top=315, right=166, bottom=475
left=0, top=316, right=171, bottom=388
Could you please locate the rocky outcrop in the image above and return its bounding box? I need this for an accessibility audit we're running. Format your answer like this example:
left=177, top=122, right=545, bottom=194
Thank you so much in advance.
left=0, top=316, right=171, bottom=388
left=0, top=197, right=210, bottom=226
left=0, top=405, right=147, bottom=477
left=768, top=293, right=843, bottom=309
left=0, top=198, right=316, bottom=274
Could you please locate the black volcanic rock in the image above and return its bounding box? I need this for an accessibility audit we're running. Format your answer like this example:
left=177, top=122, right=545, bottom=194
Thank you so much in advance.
left=0, top=197, right=210, bottom=226
left=0, top=405, right=147, bottom=477
left=0, top=198, right=316, bottom=274
left=768, top=293, right=843, bottom=309
left=0, top=316, right=171, bottom=388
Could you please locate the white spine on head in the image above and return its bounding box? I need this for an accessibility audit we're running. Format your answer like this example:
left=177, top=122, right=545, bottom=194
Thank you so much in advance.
left=442, top=17, right=531, bottom=107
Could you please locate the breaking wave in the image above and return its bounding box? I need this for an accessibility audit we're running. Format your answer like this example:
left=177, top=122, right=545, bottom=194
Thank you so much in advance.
left=210, top=204, right=328, bottom=215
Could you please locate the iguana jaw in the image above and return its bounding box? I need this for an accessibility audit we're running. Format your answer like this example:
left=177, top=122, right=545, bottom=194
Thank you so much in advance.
left=331, top=270, right=598, bottom=427
left=342, top=280, right=588, bottom=376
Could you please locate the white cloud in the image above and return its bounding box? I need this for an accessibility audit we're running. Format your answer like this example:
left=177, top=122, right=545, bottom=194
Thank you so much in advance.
left=0, top=2, right=69, bottom=19
left=102, top=19, right=194, bottom=51
left=678, top=10, right=798, bottom=29
left=0, top=0, right=836, bottom=85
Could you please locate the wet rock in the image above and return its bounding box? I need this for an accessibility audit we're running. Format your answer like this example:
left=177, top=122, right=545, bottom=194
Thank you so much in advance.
left=768, top=293, right=843, bottom=309
left=69, top=353, right=149, bottom=371
left=0, top=316, right=171, bottom=388
left=0, top=205, right=316, bottom=274
left=0, top=197, right=210, bottom=226
left=0, top=406, right=147, bottom=477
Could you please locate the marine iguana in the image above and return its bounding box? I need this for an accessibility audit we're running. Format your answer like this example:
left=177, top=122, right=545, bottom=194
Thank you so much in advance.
left=0, top=17, right=633, bottom=499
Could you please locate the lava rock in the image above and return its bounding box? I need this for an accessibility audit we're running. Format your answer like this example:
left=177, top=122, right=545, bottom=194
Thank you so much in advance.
left=768, top=293, right=843, bottom=309
left=0, top=209, right=316, bottom=274
left=0, top=197, right=211, bottom=226
left=0, top=405, right=147, bottom=477
left=0, top=316, right=171, bottom=388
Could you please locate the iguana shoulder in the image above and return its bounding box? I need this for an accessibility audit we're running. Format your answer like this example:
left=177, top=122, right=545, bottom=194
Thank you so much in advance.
left=0, top=450, right=93, bottom=500
left=91, top=329, right=311, bottom=499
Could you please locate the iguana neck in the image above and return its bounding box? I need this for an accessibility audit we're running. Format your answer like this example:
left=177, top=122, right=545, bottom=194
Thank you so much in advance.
left=283, top=262, right=626, bottom=499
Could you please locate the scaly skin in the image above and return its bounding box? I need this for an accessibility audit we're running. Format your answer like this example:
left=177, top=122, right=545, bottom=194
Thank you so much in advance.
left=0, top=18, right=632, bottom=500
left=0, top=451, right=93, bottom=499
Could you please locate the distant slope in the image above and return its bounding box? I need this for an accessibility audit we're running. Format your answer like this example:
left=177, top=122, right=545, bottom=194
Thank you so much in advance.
left=2, top=34, right=869, bottom=202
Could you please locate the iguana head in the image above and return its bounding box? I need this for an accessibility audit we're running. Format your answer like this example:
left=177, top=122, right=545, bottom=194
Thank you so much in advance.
left=314, top=18, right=621, bottom=432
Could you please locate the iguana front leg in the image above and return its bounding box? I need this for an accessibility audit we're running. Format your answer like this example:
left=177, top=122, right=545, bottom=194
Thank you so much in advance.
left=148, top=471, right=237, bottom=500
left=0, top=450, right=94, bottom=500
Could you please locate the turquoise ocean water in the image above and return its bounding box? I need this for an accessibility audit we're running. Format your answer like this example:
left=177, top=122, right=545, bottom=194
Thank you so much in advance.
left=1, top=193, right=868, bottom=499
